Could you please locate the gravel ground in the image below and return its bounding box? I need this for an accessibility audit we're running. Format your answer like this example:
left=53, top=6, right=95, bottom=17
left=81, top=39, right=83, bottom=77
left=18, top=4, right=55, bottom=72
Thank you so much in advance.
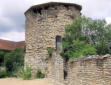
left=0, top=78, right=54, bottom=85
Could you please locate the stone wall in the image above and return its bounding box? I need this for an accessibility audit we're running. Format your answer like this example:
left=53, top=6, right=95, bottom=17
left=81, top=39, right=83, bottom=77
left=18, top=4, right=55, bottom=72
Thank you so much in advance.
left=50, top=52, right=111, bottom=85
left=66, top=54, right=111, bottom=85
left=25, top=3, right=81, bottom=75
left=25, top=3, right=111, bottom=85
left=48, top=51, right=64, bottom=83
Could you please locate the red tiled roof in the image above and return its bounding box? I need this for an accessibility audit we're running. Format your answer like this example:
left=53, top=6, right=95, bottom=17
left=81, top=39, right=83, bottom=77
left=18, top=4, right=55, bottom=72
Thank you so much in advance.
left=0, top=39, right=25, bottom=51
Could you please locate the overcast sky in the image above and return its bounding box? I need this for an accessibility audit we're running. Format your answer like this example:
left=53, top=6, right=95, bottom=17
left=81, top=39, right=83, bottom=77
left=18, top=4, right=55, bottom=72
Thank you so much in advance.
left=0, top=0, right=111, bottom=41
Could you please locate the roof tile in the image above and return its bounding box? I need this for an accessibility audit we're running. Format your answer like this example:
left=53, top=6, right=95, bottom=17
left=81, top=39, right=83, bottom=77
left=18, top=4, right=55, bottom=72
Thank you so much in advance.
left=0, top=39, right=25, bottom=51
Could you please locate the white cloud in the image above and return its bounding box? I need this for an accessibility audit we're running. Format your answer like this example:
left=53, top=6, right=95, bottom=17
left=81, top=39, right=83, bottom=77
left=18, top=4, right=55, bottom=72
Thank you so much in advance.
left=0, top=7, right=14, bottom=27
left=73, top=0, right=111, bottom=19
left=0, top=16, right=14, bottom=27
left=0, top=31, right=25, bottom=41
left=0, top=0, right=111, bottom=41
left=20, top=0, right=111, bottom=19
left=106, top=17, right=111, bottom=24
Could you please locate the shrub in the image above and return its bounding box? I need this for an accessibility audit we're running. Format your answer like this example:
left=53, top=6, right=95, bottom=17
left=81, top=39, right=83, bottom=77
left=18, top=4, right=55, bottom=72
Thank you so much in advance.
left=0, top=51, right=5, bottom=66
left=4, top=48, right=24, bottom=74
left=47, top=47, right=55, bottom=56
left=0, top=50, right=9, bottom=66
left=20, top=65, right=32, bottom=80
left=61, top=40, right=97, bottom=60
left=36, top=68, right=45, bottom=78
left=0, top=69, right=7, bottom=78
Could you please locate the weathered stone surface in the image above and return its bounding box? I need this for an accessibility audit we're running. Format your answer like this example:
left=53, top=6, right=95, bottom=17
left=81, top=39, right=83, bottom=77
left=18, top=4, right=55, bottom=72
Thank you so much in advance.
left=48, top=53, right=111, bottom=85
left=66, top=54, right=111, bottom=85
left=48, top=51, right=64, bottom=83
left=25, top=2, right=111, bottom=85
left=25, top=2, right=81, bottom=76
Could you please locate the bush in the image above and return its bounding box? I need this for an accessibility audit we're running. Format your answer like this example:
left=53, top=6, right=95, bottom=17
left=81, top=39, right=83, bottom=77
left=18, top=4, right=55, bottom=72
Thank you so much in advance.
left=19, top=65, right=32, bottom=80
left=61, top=40, right=97, bottom=60
left=0, top=69, right=7, bottom=78
left=47, top=47, right=55, bottom=56
left=4, top=48, right=24, bottom=74
left=36, top=68, right=45, bottom=78
left=0, top=50, right=9, bottom=66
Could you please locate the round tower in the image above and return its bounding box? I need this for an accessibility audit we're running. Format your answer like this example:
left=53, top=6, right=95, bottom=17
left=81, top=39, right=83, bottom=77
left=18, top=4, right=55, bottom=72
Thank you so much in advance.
left=25, top=2, right=82, bottom=76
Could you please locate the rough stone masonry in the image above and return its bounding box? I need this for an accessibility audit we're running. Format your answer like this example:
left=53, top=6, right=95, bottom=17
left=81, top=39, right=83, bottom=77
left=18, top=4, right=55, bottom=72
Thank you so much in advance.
left=24, top=2, right=81, bottom=75
left=25, top=2, right=111, bottom=85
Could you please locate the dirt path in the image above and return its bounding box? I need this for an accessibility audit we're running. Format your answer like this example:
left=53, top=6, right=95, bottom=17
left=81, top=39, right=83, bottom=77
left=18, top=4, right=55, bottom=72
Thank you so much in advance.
left=0, top=78, right=54, bottom=85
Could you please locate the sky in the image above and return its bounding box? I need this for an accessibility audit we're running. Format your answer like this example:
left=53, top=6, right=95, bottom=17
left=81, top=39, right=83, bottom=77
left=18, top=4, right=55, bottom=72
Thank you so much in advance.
left=0, top=0, right=111, bottom=41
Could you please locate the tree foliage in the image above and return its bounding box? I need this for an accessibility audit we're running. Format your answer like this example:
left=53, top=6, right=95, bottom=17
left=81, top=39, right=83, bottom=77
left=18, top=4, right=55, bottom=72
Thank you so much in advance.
left=61, top=40, right=97, bottom=60
left=81, top=17, right=111, bottom=55
left=0, top=69, right=7, bottom=78
left=0, top=50, right=9, bottom=66
left=4, top=47, right=24, bottom=74
left=61, top=16, right=111, bottom=60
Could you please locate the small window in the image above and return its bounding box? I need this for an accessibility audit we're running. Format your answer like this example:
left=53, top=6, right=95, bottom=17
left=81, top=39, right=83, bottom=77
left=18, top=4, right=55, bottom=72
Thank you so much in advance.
left=56, top=36, right=62, bottom=52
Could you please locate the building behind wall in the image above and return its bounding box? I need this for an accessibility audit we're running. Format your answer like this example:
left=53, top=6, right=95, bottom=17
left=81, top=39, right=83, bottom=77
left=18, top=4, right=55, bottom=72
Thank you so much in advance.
left=25, top=2, right=82, bottom=76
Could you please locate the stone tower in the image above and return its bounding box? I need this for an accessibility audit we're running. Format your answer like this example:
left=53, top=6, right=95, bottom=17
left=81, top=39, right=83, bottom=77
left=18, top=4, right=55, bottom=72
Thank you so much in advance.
left=25, top=2, right=82, bottom=75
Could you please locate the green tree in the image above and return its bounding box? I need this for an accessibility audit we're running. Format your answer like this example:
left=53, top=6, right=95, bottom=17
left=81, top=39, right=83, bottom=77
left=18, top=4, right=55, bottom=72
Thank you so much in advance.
left=63, top=17, right=83, bottom=43
left=81, top=17, right=111, bottom=55
left=61, top=16, right=111, bottom=60
left=61, top=40, right=97, bottom=60
left=0, top=50, right=9, bottom=66
left=4, top=47, right=24, bottom=75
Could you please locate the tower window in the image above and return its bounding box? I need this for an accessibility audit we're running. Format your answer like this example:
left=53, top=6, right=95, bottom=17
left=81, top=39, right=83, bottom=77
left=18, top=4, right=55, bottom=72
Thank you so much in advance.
left=56, top=36, right=62, bottom=52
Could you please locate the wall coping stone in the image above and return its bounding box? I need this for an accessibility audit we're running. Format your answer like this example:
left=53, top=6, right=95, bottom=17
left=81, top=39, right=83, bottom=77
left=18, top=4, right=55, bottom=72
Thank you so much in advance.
left=69, top=54, right=111, bottom=63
